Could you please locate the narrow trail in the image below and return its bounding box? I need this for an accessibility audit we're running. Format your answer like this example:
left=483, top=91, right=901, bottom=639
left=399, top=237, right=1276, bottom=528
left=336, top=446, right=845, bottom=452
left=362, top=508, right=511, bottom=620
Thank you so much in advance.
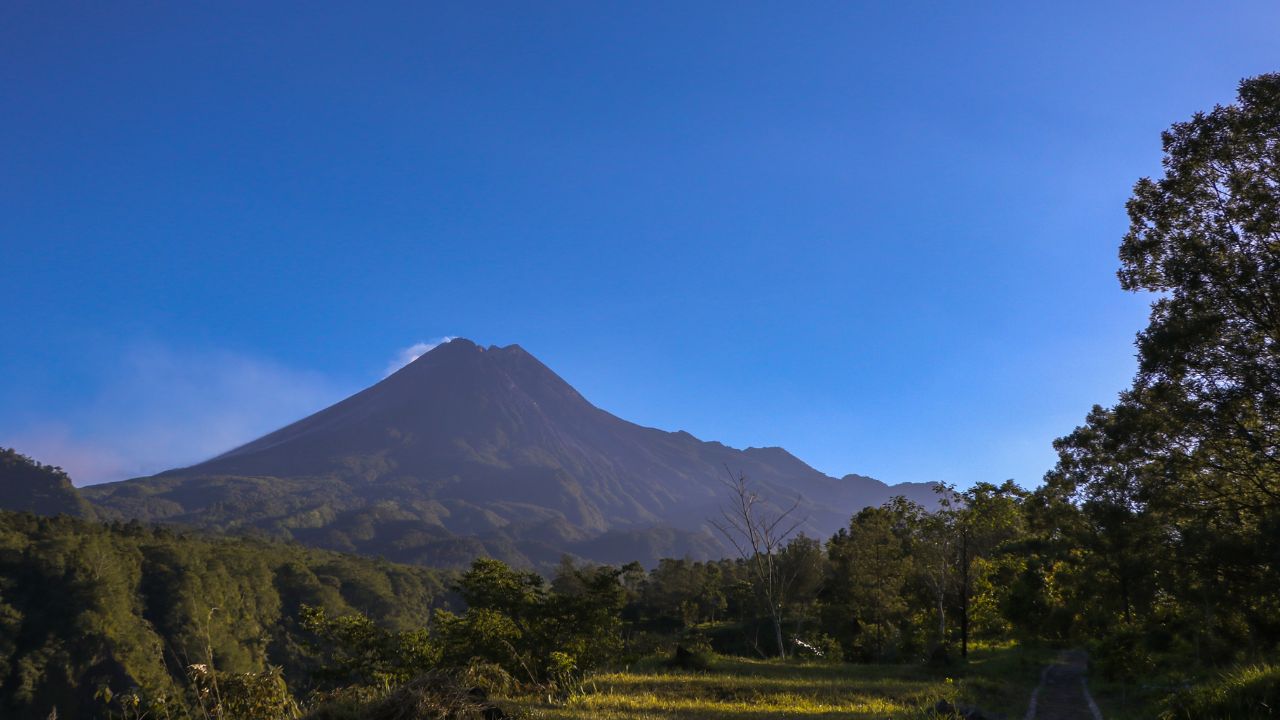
left=1024, top=649, right=1103, bottom=720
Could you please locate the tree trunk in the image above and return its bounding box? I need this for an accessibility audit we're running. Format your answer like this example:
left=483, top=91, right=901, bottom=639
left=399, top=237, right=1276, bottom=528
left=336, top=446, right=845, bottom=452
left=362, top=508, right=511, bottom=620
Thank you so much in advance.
left=960, top=529, right=969, bottom=658
left=772, top=609, right=787, bottom=659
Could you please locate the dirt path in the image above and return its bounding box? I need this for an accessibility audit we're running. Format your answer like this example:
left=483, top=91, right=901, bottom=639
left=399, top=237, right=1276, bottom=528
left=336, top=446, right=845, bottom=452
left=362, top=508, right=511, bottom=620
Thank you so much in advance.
left=1023, top=649, right=1103, bottom=720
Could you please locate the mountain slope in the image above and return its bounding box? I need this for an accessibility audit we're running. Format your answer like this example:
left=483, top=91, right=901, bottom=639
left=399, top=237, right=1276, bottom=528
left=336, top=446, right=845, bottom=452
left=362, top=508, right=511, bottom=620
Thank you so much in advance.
left=85, top=339, right=936, bottom=567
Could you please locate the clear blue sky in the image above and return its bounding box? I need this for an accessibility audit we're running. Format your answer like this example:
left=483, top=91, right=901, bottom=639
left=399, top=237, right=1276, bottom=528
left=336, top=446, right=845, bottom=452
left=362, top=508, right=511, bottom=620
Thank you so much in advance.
left=2, top=2, right=1277, bottom=487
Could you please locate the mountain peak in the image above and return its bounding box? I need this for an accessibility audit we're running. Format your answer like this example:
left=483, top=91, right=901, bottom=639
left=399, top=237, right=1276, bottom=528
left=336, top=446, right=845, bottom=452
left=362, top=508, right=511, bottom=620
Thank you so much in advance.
left=422, top=336, right=479, bottom=355
left=402, top=339, right=556, bottom=382
left=410, top=338, right=532, bottom=363
left=86, top=340, right=910, bottom=568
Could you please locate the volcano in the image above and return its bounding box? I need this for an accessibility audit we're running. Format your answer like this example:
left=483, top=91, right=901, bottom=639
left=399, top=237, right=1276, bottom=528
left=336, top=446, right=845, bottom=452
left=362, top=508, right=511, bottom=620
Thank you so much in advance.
left=84, top=339, right=936, bottom=568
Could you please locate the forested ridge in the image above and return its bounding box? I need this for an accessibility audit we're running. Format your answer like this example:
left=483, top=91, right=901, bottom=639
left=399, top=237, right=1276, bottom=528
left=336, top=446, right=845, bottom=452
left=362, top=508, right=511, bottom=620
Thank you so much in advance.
left=0, top=510, right=449, bottom=719
left=0, top=449, right=96, bottom=519
left=1, top=73, right=1279, bottom=718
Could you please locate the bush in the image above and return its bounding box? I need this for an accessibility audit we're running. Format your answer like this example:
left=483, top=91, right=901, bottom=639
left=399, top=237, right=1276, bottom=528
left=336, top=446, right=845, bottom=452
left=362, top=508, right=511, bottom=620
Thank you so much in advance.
left=1160, top=663, right=1280, bottom=720
left=304, top=671, right=507, bottom=720
left=458, top=660, right=517, bottom=698
left=792, top=633, right=844, bottom=662
left=666, top=641, right=714, bottom=672
left=545, top=651, right=580, bottom=697
left=1089, top=623, right=1154, bottom=682
left=301, top=605, right=439, bottom=690
left=618, top=629, right=667, bottom=663
left=188, top=664, right=300, bottom=720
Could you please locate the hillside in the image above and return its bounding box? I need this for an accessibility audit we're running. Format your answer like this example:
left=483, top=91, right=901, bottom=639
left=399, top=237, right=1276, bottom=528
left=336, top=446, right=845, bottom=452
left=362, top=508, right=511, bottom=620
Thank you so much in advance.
left=0, top=510, right=447, bottom=720
left=84, top=339, right=937, bottom=568
left=0, top=448, right=96, bottom=518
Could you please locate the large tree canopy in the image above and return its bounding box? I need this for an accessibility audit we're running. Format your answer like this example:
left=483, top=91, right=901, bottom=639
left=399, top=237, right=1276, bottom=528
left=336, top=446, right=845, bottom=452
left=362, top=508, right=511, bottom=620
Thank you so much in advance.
left=1119, top=73, right=1280, bottom=508
left=1049, top=73, right=1280, bottom=660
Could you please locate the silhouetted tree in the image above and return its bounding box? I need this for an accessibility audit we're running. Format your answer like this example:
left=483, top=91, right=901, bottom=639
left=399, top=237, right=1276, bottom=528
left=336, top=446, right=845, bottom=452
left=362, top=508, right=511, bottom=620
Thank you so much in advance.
left=710, top=470, right=805, bottom=658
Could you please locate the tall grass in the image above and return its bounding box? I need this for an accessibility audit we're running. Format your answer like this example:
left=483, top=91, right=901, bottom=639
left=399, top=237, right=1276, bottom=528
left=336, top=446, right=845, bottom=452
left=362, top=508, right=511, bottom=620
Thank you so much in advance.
left=1159, top=663, right=1280, bottom=720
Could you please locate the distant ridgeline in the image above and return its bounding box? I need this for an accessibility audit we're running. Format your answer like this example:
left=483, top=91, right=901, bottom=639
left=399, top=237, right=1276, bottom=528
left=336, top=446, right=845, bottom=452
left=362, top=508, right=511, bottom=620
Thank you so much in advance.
left=77, top=339, right=937, bottom=570
left=0, top=509, right=448, bottom=720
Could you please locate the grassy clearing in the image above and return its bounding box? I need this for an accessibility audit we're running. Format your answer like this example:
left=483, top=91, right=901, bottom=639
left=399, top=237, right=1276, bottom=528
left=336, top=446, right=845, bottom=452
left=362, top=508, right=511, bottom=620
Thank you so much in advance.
left=504, top=642, right=1050, bottom=719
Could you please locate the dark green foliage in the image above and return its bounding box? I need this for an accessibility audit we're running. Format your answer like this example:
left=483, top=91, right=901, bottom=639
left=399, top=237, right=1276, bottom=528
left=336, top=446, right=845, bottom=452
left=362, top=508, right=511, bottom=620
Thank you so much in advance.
left=824, top=504, right=912, bottom=661
left=639, top=558, right=734, bottom=628
left=666, top=640, right=715, bottom=671
left=1036, top=73, right=1280, bottom=670
left=0, top=510, right=445, bottom=719
left=299, top=606, right=437, bottom=690
left=302, top=671, right=506, bottom=720
left=0, top=448, right=95, bottom=518
left=186, top=664, right=300, bottom=720
left=436, top=557, right=626, bottom=686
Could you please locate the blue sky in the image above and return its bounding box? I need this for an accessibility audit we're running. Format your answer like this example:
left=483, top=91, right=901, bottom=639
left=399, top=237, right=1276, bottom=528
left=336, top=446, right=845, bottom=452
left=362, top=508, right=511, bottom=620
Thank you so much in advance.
left=2, top=2, right=1277, bottom=487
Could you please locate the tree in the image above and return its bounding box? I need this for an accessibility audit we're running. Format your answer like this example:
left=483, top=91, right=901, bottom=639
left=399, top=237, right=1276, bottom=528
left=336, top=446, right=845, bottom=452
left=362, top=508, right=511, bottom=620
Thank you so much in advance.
left=1118, top=74, right=1280, bottom=504
left=1050, top=73, right=1280, bottom=660
left=954, top=481, right=1025, bottom=657
left=825, top=505, right=911, bottom=661
left=440, top=557, right=627, bottom=685
left=911, top=484, right=959, bottom=652
left=709, top=470, right=805, bottom=658
left=777, top=535, right=826, bottom=617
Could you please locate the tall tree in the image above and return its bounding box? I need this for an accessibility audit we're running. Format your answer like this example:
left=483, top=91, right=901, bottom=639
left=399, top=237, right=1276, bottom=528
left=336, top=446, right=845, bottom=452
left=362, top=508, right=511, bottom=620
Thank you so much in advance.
left=826, top=505, right=912, bottom=660
left=1051, top=73, right=1280, bottom=658
left=1117, top=72, right=1280, bottom=520
left=913, top=484, right=959, bottom=651
left=954, top=481, right=1025, bottom=657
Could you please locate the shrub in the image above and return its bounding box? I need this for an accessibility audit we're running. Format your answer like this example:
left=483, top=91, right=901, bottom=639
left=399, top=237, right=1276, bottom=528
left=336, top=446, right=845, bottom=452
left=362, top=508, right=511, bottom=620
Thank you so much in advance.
left=304, top=671, right=506, bottom=720
left=458, top=660, right=517, bottom=698
left=545, top=651, right=578, bottom=693
left=1089, top=623, right=1154, bottom=682
left=188, top=663, right=300, bottom=720
left=666, top=637, right=715, bottom=672
left=792, top=634, right=844, bottom=662
left=300, top=605, right=439, bottom=690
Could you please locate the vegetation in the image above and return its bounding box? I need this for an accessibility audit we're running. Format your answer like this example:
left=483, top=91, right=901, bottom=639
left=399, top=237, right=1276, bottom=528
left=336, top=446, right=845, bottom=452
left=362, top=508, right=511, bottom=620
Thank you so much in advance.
left=0, top=494, right=1045, bottom=719
left=0, top=448, right=96, bottom=518
left=1030, top=72, right=1280, bottom=712
left=1159, top=663, right=1280, bottom=719
left=503, top=645, right=1047, bottom=720
left=0, top=510, right=447, bottom=719
left=1, top=72, right=1278, bottom=719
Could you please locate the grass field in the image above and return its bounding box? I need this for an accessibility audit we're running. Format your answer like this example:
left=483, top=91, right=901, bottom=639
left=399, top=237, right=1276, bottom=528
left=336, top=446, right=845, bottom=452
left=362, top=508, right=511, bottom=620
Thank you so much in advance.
left=505, top=642, right=1052, bottom=719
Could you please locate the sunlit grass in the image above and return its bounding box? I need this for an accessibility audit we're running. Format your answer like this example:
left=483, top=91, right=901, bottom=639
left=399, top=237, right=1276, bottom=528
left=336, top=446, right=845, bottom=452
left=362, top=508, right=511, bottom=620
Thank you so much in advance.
left=504, top=644, right=1046, bottom=720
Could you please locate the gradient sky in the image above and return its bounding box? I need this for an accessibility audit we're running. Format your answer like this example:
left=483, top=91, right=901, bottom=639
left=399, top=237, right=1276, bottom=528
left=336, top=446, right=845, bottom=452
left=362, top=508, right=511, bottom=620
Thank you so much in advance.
left=3, top=2, right=1278, bottom=487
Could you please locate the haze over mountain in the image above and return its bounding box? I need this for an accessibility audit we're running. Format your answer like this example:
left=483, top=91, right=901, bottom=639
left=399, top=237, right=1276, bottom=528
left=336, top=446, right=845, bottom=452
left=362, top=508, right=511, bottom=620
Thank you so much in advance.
left=84, top=339, right=936, bottom=568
